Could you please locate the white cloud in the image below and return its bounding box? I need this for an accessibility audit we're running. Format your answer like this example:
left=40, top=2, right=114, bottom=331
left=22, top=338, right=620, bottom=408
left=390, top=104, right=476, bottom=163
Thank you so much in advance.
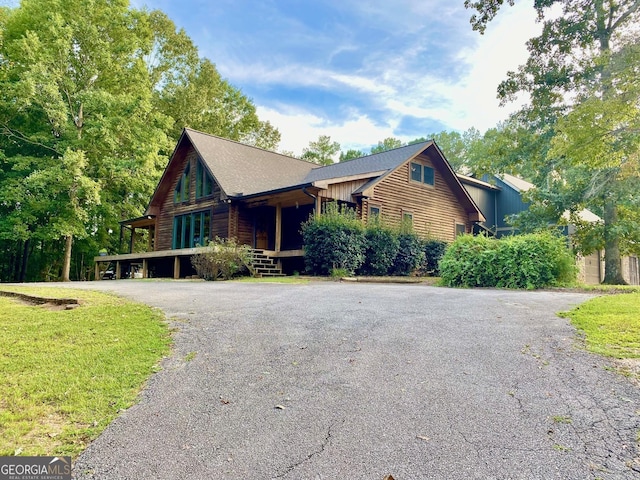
left=257, top=105, right=399, bottom=156
left=256, top=2, right=544, bottom=153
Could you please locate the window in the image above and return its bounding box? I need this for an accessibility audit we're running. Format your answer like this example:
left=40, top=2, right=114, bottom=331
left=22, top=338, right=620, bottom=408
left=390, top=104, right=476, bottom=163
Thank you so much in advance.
left=369, top=205, right=381, bottom=219
left=172, top=210, right=211, bottom=249
left=196, top=159, right=214, bottom=199
left=410, top=162, right=435, bottom=186
left=456, top=223, right=466, bottom=237
left=174, top=163, right=191, bottom=204
left=402, top=211, right=413, bottom=225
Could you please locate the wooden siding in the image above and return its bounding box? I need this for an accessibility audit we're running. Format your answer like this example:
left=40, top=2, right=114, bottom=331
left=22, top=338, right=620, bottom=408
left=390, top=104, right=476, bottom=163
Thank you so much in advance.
left=236, top=205, right=254, bottom=246
left=366, top=154, right=470, bottom=242
left=319, top=179, right=370, bottom=203
left=155, top=146, right=227, bottom=250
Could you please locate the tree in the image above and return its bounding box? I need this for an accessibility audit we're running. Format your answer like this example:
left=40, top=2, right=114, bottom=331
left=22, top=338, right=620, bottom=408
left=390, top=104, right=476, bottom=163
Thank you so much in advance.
left=370, top=137, right=403, bottom=154
left=466, top=0, right=640, bottom=284
left=410, top=128, right=484, bottom=173
left=339, top=149, right=364, bottom=162
left=0, top=0, right=280, bottom=281
left=156, top=57, right=280, bottom=150
left=301, top=135, right=340, bottom=165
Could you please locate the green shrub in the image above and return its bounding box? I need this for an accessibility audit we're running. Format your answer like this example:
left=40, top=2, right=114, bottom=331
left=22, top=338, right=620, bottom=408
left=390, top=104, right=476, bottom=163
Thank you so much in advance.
left=302, top=202, right=365, bottom=275
left=439, top=234, right=498, bottom=287
left=421, top=239, right=447, bottom=276
left=191, top=237, right=253, bottom=280
left=359, top=220, right=400, bottom=276
left=392, top=232, right=425, bottom=276
left=440, top=232, right=576, bottom=289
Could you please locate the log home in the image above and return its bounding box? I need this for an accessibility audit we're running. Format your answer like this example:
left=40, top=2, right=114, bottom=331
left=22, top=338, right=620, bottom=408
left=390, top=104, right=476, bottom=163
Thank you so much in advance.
left=95, top=128, right=484, bottom=278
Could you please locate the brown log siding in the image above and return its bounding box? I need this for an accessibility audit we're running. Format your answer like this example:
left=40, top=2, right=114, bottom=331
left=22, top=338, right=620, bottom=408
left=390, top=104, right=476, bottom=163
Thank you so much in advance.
left=365, top=154, right=470, bottom=242
left=155, top=147, right=228, bottom=250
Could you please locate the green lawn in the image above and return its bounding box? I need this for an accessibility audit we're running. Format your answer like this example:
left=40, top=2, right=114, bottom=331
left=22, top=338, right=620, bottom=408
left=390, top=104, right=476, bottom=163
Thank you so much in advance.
left=561, top=292, right=640, bottom=359
left=0, top=287, right=171, bottom=458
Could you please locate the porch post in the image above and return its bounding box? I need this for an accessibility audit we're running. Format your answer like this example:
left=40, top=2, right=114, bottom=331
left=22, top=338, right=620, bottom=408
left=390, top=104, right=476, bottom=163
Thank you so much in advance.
left=275, top=203, right=282, bottom=253
left=94, top=262, right=100, bottom=281
left=315, top=196, right=322, bottom=216
left=142, top=259, right=148, bottom=278
left=173, top=256, right=180, bottom=279
left=129, top=227, right=136, bottom=253
left=115, top=261, right=121, bottom=280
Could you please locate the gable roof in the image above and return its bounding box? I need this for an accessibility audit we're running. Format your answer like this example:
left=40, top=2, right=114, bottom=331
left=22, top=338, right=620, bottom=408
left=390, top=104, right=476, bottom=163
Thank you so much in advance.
left=186, top=128, right=317, bottom=197
left=498, top=173, right=534, bottom=193
left=305, top=142, right=431, bottom=183
left=148, top=128, right=483, bottom=222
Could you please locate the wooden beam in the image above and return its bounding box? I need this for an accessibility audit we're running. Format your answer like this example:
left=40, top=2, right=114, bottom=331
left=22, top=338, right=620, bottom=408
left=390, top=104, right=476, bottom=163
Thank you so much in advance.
left=142, top=259, right=148, bottom=278
left=94, top=262, right=100, bottom=281
left=115, top=261, right=121, bottom=280
left=173, top=256, right=180, bottom=279
left=275, top=203, right=282, bottom=253
left=129, top=227, right=135, bottom=253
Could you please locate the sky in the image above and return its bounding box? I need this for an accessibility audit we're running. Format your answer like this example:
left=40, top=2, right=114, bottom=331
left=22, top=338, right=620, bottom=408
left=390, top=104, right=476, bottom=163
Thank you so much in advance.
left=14, top=0, right=545, bottom=156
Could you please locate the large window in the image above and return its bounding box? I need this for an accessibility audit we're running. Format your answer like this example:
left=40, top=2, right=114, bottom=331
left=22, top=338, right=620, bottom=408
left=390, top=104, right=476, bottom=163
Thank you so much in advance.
left=196, top=159, right=214, bottom=199
left=410, top=162, right=435, bottom=186
left=172, top=210, right=211, bottom=249
left=174, top=163, right=190, bottom=204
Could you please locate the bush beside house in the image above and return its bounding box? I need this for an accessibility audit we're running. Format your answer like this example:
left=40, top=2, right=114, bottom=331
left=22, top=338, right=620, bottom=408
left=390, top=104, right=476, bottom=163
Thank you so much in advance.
left=302, top=203, right=446, bottom=277
left=439, top=232, right=576, bottom=289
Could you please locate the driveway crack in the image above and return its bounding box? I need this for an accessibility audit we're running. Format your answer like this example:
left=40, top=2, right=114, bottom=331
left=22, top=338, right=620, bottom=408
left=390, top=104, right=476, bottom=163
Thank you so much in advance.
left=273, top=421, right=338, bottom=479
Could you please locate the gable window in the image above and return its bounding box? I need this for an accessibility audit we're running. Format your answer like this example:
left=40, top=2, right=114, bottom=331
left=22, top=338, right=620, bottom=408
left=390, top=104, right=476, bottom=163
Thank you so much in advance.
left=174, top=163, right=190, bottom=204
left=410, top=162, right=435, bottom=186
left=172, top=210, right=211, bottom=249
left=196, top=159, right=214, bottom=199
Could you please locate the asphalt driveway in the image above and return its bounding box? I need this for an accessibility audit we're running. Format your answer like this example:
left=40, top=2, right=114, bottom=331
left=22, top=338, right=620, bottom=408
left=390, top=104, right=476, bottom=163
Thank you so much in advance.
left=66, top=280, right=640, bottom=479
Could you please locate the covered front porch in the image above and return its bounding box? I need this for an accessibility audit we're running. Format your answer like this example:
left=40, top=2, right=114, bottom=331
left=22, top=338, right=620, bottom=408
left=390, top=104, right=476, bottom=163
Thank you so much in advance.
left=95, top=187, right=333, bottom=279
left=94, top=246, right=303, bottom=280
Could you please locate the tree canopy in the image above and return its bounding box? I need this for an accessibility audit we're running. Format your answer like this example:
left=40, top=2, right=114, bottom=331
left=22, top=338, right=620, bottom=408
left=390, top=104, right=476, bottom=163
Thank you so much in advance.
left=465, top=0, right=640, bottom=284
left=0, top=0, right=279, bottom=281
left=301, top=135, right=341, bottom=165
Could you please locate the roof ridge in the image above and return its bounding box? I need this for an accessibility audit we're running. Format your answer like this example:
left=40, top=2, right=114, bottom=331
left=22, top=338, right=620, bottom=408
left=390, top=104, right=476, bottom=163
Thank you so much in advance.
left=183, top=127, right=319, bottom=168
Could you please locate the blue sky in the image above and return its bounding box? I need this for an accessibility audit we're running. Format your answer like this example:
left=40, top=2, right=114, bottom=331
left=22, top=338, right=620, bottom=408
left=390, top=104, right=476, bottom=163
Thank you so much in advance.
left=9, top=0, right=544, bottom=156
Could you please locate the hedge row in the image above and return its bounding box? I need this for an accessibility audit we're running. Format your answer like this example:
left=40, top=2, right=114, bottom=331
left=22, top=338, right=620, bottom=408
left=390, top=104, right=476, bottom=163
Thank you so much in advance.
left=301, top=203, right=446, bottom=276
left=439, top=232, right=576, bottom=289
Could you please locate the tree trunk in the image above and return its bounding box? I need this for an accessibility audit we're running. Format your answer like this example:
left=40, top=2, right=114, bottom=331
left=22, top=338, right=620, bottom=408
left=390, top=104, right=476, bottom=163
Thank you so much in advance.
left=61, top=235, right=73, bottom=282
left=19, top=238, right=31, bottom=283
left=602, top=198, right=627, bottom=285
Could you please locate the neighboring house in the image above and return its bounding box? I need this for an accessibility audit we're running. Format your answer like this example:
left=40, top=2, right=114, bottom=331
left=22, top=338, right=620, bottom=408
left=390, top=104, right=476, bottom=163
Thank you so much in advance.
left=458, top=172, right=639, bottom=285
left=95, top=128, right=484, bottom=279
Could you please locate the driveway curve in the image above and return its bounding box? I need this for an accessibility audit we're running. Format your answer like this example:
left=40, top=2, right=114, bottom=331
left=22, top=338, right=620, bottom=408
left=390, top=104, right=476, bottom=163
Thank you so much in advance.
left=65, top=280, right=639, bottom=479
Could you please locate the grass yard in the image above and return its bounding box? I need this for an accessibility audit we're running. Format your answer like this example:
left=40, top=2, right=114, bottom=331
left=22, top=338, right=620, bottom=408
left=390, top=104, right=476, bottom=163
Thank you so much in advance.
left=561, top=292, right=640, bottom=359
left=0, top=287, right=171, bottom=458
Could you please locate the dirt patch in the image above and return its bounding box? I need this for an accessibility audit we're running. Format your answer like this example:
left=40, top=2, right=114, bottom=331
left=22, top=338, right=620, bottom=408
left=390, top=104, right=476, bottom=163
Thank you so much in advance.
left=0, top=290, right=80, bottom=311
left=611, top=358, right=640, bottom=387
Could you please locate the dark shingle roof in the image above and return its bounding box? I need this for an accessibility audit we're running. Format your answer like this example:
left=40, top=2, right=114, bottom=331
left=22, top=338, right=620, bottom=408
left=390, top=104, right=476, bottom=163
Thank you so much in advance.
left=185, top=128, right=317, bottom=197
left=305, top=141, right=431, bottom=182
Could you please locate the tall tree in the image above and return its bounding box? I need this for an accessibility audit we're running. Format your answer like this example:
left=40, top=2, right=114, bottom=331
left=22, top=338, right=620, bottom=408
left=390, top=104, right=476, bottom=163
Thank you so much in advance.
left=339, top=149, right=364, bottom=162
left=370, top=137, right=403, bottom=154
left=301, top=135, right=340, bottom=165
left=0, top=0, right=280, bottom=281
left=466, top=0, right=640, bottom=284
